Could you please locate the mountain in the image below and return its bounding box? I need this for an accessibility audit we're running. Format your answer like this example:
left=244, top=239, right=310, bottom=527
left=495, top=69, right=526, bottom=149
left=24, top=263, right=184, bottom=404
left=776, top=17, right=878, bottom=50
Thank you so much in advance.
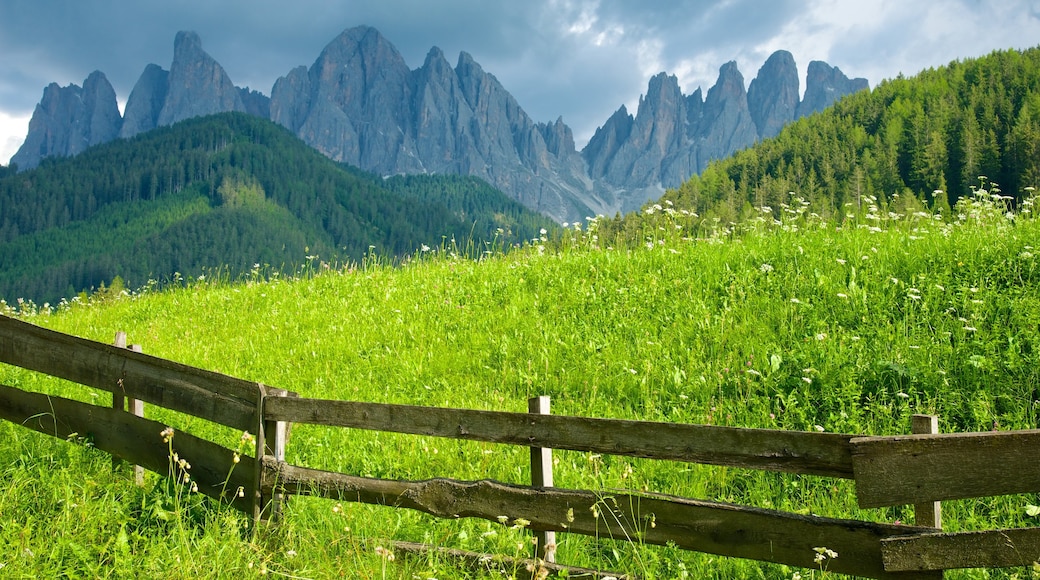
left=10, top=71, right=121, bottom=169
left=601, top=47, right=1040, bottom=240
left=0, top=113, right=556, bottom=305
left=797, top=60, right=871, bottom=119
left=269, top=27, right=598, bottom=222
left=581, top=52, right=869, bottom=205
left=747, top=50, right=800, bottom=139
left=11, top=27, right=869, bottom=223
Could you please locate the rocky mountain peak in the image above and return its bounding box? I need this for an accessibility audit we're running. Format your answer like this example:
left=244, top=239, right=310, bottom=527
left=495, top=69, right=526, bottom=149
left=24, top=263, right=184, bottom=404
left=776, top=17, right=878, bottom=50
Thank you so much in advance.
left=156, top=30, right=245, bottom=127
left=119, top=64, right=170, bottom=139
left=10, top=71, right=120, bottom=169
left=797, top=60, right=869, bottom=119
left=12, top=27, right=870, bottom=224
left=747, top=50, right=799, bottom=139
left=174, top=30, right=203, bottom=54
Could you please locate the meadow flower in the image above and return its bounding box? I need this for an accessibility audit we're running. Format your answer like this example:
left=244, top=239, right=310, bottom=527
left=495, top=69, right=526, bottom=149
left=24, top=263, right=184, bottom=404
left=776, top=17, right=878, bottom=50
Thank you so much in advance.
left=814, top=546, right=838, bottom=562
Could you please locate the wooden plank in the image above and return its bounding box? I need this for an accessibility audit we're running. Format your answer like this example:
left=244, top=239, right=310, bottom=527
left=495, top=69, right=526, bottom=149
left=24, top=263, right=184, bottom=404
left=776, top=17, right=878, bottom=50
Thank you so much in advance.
left=882, top=528, right=1040, bottom=571
left=0, top=382, right=254, bottom=512
left=265, top=397, right=855, bottom=478
left=263, top=459, right=939, bottom=579
left=910, top=415, right=941, bottom=529
left=392, top=540, right=635, bottom=579
left=529, top=395, right=557, bottom=563
left=0, top=314, right=258, bottom=431
left=851, top=429, right=1040, bottom=508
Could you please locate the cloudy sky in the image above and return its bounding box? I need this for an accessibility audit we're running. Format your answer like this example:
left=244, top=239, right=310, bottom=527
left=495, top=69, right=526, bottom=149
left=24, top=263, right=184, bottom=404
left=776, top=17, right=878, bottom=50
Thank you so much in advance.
left=3, top=0, right=1040, bottom=165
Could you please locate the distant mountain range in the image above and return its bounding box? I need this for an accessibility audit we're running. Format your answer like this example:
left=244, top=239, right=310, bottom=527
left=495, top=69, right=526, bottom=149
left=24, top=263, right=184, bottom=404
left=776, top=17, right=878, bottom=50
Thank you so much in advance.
left=11, top=26, right=868, bottom=222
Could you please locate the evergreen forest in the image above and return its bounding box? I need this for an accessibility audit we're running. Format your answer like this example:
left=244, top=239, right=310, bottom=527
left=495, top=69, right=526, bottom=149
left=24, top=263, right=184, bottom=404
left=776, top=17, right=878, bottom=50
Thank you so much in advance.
left=604, top=47, right=1040, bottom=239
left=0, top=113, right=556, bottom=305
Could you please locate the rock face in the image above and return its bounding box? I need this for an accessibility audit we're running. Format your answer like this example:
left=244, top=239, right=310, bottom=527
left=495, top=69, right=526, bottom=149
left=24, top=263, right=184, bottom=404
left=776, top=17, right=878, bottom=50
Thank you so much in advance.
left=797, top=60, right=870, bottom=119
left=269, top=27, right=598, bottom=220
left=121, top=32, right=253, bottom=140
left=157, top=31, right=245, bottom=127
left=11, top=71, right=121, bottom=169
left=747, top=50, right=799, bottom=139
left=13, top=29, right=869, bottom=222
left=582, top=50, right=868, bottom=208
left=119, top=64, right=169, bottom=139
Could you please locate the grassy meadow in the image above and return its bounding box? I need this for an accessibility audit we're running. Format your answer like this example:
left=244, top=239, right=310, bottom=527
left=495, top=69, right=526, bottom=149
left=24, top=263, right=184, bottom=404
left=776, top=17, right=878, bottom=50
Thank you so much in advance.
left=1, top=188, right=1039, bottom=578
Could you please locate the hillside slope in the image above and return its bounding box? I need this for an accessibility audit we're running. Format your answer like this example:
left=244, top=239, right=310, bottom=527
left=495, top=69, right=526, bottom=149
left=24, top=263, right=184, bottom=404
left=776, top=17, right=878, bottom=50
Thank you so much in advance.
left=0, top=113, right=555, bottom=304
left=604, top=46, right=1040, bottom=239
left=1, top=192, right=1037, bottom=578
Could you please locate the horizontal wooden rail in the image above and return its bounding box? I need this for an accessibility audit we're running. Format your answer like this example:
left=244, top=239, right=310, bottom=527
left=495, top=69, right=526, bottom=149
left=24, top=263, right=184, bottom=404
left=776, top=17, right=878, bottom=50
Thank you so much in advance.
left=265, top=396, right=856, bottom=478
left=0, top=315, right=259, bottom=431
left=391, top=541, right=633, bottom=579
left=851, top=430, right=1040, bottom=507
left=881, top=528, right=1040, bottom=571
left=261, top=458, right=938, bottom=579
left=0, top=382, right=254, bottom=511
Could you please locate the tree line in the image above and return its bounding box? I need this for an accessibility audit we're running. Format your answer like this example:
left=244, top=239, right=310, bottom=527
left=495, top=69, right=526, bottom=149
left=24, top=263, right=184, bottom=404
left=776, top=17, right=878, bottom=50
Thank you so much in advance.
left=603, top=47, right=1040, bottom=239
left=0, top=113, right=556, bottom=305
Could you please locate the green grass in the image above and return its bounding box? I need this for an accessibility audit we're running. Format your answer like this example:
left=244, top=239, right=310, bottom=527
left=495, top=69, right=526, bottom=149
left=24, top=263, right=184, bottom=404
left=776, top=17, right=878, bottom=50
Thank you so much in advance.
left=1, top=191, right=1039, bottom=578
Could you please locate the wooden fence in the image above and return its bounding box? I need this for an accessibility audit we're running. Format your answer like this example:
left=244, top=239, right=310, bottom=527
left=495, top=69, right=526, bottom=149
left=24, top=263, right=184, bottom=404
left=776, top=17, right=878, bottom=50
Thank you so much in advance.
left=2, top=313, right=1040, bottom=578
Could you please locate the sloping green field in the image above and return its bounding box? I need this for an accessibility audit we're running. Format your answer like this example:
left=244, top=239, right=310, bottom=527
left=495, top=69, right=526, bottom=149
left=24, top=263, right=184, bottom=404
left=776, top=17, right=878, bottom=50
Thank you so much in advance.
left=1, top=193, right=1038, bottom=578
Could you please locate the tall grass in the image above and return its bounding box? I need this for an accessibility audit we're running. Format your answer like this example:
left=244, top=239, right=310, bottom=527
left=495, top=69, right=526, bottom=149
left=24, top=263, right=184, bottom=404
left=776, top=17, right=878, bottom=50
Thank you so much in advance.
left=1, top=186, right=1038, bottom=578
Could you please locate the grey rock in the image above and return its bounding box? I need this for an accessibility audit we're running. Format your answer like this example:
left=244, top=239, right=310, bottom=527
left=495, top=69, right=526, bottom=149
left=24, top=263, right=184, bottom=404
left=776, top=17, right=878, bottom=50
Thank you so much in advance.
left=119, top=64, right=169, bottom=139
left=797, top=60, right=870, bottom=119
left=11, top=26, right=870, bottom=223
left=270, top=66, right=312, bottom=133
left=582, top=105, right=633, bottom=180
left=695, top=61, right=758, bottom=172
left=269, top=27, right=599, bottom=222
left=287, top=26, right=415, bottom=171
left=156, top=31, right=245, bottom=127
left=11, top=70, right=121, bottom=169
left=410, top=46, right=480, bottom=173
left=238, top=87, right=271, bottom=119
left=747, top=50, right=799, bottom=139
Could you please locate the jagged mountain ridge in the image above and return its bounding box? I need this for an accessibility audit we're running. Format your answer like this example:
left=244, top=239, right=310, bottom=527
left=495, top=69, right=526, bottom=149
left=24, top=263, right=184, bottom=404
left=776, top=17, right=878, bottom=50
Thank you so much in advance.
left=10, top=27, right=868, bottom=222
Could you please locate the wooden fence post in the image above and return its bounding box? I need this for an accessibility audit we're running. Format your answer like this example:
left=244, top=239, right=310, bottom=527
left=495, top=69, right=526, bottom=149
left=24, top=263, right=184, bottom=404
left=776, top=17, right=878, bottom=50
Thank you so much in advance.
left=262, top=388, right=291, bottom=522
left=912, top=414, right=941, bottom=529
left=252, top=385, right=267, bottom=524
left=112, top=332, right=145, bottom=485
left=528, top=395, right=556, bottom=563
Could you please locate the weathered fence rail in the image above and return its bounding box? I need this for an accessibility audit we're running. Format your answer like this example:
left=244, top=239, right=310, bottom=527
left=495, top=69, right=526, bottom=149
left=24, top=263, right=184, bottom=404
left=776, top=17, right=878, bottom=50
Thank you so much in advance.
left=4, top=313, right=1040, bottom=578
left=263, top=394, right=856, bottom=477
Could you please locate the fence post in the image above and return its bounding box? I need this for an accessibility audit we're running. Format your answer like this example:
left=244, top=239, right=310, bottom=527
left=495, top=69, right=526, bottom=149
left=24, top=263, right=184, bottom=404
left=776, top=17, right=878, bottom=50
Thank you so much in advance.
left=252, top=384, right=267, bottom=524
left=262, top=388, right=291, bottom=522
left=912, top=414, right=941, bottom=529
left=112, top=332, right=145, bottom=485
left=528, top=395, right=556, bottom=563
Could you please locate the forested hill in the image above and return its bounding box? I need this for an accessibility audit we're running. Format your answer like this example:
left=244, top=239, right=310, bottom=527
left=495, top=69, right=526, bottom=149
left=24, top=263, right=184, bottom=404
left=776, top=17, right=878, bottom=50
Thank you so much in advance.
left=0, top=113, right=556, bottom=305
left=604, top=46, right=1040, bottom=238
